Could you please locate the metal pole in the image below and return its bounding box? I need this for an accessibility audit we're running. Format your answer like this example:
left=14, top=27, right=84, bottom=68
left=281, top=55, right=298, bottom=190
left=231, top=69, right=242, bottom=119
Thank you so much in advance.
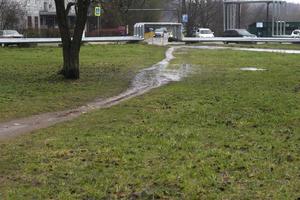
left=272, top=0, right=275, bottom=36
left=283, top=1, right=287, bottom=35
left=142, top=24, right=145, bottom=39
left=278, top=1, right=283, bottom=35
left=266, top=3, right=269, bottom=36
left=276, top=1, right=279, bottom=35
left=138, top=25, right=141, bottom=38
left=230, top=4, right=233, bottom=29
left=226, top=4, right=228, bottom=30
left=223, top=3, right=226, bottom=31
left=233, top=4, right=236, bottom=29
left=181, top=0, right=186, bottom=23
left=100, top=15, right=102, bottom=36
left=97, top=16, right=100, bottom=37
left=236, top=4, right=239, bottom=28
left=227, top=4, right=230, bottom=30
left=237, top=3, right=241, bottom=29
left=230, top=4, right=232, bottom=29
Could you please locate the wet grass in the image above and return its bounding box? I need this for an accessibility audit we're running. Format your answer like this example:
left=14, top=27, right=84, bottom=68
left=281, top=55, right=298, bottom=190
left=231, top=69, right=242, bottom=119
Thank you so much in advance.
left=0, top=48, right=300, bottom=199
left=226, top=43, right=300, bottom=50
left=189, top=42, right=300, bottom=50
left=0, top=44, right=166, bottom=122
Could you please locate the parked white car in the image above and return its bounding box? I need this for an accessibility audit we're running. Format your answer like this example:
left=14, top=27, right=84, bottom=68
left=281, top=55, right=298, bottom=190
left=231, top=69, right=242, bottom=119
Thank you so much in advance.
left=0, top=30, right=24, bottom=38
left=195, top=28, right=214, bottom=38
left=291, top=29, right=300, bottom=37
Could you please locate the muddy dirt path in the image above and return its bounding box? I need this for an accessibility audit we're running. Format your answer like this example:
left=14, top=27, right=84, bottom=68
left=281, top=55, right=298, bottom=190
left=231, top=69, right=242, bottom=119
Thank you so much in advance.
left=0, top=47, right=190, bottom=140
left=1, top=46, right=299, bottom=140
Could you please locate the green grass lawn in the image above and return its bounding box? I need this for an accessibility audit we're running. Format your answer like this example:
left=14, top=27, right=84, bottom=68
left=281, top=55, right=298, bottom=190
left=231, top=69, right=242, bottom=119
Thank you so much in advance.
left=191, top=42, right=300, bottom=50
left=0, top=48, right=299, bottom=199
left=0, top=44, right=166, bottom=122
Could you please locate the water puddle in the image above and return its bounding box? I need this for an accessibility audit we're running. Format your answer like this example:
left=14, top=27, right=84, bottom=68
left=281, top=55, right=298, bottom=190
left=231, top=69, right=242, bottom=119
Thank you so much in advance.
left=240, top=67, right=266, bottom=71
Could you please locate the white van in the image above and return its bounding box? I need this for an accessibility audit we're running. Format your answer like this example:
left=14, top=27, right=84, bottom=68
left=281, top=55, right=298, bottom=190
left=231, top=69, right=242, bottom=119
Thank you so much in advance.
left=196, top=28, right=214, bottom=38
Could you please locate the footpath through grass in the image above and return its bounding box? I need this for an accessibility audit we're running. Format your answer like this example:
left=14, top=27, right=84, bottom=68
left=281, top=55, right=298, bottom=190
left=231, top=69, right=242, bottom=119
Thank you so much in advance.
left=0, top=48, right=300, bottom=199
left=0, top=44, right=165, bottom=122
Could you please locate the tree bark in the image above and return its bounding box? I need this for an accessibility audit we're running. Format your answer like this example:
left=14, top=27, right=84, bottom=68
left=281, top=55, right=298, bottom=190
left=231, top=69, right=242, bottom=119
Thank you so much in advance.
left=54, top=0, right=90, bottom=79
left=61, top=42, right=80, bottom=79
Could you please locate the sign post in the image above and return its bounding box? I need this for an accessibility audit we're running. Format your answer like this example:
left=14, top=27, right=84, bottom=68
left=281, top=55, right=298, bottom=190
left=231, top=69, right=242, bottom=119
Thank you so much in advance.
left=256, top=22, right=263, bottom=28
left=95, top=6, right=101, bottom=37
left=182, top=14, right=188, bottom=23
left=182, top=14, right=188, bottom=36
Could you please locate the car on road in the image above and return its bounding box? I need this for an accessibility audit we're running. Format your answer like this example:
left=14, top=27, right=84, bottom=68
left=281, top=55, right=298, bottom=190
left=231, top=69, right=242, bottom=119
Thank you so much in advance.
left=223, top=29, right=257, bottom=44
left=0, top=30, right=25, bottom=47
left=223, top=29, right=256, bottom=38
left=154, top=27, right=168, bottom=37
left=195, top=28, right=214, bottom=38
left=291, top=29, right=300, bottom=38
left=0, top=30, right=24, bottom=38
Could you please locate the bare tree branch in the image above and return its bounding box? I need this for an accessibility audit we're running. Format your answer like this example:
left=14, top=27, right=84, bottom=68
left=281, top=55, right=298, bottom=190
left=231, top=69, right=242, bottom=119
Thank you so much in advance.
left=66, top=2, right=76, bottom=15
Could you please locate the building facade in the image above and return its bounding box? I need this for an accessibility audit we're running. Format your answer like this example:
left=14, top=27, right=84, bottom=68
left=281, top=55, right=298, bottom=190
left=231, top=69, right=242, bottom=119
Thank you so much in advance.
left=18, top=0, right=75, bottom=30
left=25, top=0, right=56, bottom=29
left=15, top=0, right=126, bottom=37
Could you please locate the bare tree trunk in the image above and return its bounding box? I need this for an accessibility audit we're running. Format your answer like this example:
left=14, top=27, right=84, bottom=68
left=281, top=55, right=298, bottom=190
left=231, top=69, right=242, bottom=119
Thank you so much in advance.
left=61, top=42, right=80, bottom=79
left=54, top=0, right=90, bottom=79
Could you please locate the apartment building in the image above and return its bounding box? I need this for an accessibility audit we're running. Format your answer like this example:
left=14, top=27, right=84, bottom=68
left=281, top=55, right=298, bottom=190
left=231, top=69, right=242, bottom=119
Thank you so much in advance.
left=21, top=0, right=75, bottom=29
left=13, top=0, right=126, bottom=36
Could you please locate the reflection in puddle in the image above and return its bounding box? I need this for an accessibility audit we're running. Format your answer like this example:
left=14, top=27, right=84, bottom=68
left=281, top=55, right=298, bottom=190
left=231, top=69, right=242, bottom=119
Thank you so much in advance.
left=240, top=67, right=266, bottom=71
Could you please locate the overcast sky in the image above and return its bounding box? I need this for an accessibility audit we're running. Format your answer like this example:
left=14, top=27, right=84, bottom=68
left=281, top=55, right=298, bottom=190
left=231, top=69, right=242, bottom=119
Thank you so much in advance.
left=287, top=0, right=300, bottom=3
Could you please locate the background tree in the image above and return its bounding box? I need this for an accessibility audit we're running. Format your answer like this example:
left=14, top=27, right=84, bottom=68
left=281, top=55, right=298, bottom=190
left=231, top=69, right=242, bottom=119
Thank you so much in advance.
left=180, top=0, right=223, bottom=36
left=0, top=0, right=26, bottom=30
left=121, top=0, right=164, bottom=33
left=98, top=0, right=164, bottom=34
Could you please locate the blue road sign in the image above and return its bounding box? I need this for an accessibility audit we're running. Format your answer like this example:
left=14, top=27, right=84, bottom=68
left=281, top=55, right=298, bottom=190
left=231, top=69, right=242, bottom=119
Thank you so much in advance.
left=182, top=14, right=188, bottom=23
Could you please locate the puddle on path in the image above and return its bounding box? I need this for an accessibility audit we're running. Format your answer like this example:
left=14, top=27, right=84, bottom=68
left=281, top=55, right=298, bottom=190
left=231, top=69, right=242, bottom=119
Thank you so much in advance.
left=240, top=67, right=266, bottom=71
left=0, top=47, right=190, bottom=140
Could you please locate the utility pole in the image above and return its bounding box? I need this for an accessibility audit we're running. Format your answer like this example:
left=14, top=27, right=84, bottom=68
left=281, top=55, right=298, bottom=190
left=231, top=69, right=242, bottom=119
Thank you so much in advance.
left=266, top=2, right=270, bottom=36
left=181, top=0, right=186, bottom=23
left=181, top=0, right=188, bottom=36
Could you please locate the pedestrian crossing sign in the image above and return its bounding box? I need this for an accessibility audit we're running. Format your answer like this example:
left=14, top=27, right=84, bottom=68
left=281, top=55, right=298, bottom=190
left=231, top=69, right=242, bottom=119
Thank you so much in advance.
left=95, top=7, right=101, bottom=17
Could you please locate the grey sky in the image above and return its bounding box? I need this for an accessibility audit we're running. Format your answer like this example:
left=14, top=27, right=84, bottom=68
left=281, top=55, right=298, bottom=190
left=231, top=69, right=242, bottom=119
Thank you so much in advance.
left=287, top=0, right=300, bottom=3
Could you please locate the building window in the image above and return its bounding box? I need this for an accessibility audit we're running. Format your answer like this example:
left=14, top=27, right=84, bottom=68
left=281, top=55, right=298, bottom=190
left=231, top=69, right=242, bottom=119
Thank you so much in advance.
left=40, top=17, right=44, bottom=27
left=35, top=16, right=39, bottom=29
left=28, top=16, right=32, bottom=28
